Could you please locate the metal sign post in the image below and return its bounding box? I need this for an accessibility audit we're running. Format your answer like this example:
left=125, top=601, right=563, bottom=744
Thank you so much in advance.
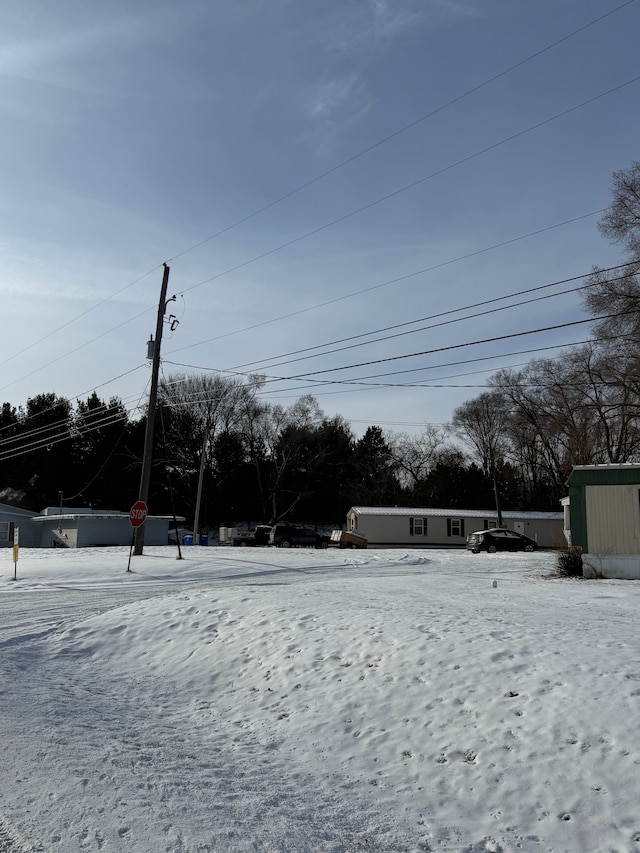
left=12, top=527, right=19, bottom=581
left=127, top=502, right=148, bottom=572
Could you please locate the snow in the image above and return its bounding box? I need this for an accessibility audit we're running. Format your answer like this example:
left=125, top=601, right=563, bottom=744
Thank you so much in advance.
left=1, top=546, right=640, bottom=853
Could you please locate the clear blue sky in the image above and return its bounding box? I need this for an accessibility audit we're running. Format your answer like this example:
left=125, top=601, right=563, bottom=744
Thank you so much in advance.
left=1, top=0, right=639, bottom=436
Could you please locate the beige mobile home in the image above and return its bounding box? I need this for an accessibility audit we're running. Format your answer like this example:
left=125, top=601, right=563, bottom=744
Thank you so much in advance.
left=346, top=506, right=564, bottom=548
left=565, top=464, right=640, bottom=579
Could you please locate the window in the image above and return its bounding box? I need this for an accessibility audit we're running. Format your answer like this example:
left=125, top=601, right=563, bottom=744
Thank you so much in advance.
left=409, top=517, right=428, bottom=536
left=447, top=518, right=465, bottom=537
left=0, top=522, right=10, bottom=543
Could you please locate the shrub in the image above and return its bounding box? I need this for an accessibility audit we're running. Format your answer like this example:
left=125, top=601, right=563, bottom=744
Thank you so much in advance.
left=556, top=547, right=583, bottom=577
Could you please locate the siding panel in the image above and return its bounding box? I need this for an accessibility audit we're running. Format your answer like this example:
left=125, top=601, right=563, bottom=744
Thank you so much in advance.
left=586, top=485, right=640, bottom=555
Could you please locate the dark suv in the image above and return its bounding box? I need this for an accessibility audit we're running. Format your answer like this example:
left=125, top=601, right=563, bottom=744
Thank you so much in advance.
left=269, top=523, right=329, bottom=549
left=466, top=528, right=538, bottom=553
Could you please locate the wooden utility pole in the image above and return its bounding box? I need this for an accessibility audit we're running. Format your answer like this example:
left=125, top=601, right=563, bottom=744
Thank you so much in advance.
left=134, top=263, right=172, bottom=556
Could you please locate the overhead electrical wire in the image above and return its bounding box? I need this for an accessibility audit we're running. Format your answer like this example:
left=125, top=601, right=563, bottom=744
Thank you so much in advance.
left=175, top=73, right=640, bottom=308
left=0, top=380, right=150, bottom=444
left=2, top=4, right=629, bottom=382
left=225, top=264, right=637, bottom=373
left=1, top=7, right=636, bottom=412
left=258, top=311, right=635, bottom=382
left=0, top=401, right=144, bottom=451
left=163, top=0, right=636, bottom=267
left=0, top=409, right=136, bottom=463
left=161, top=261, right=634, bottom=383
left=168, top=209, right=605, bottom=355
left=243, top=340, right=600, bottom=395
left=165, top=309, right=637, bottom=392
left=6, top=74, right=639, bottom=395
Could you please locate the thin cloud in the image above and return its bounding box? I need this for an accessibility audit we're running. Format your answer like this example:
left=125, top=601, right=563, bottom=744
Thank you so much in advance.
left=304, top=73, right=373, bottom=156
left=324, top=0, right=481, bottom=57
left=308, top=74, right=368, bottom=122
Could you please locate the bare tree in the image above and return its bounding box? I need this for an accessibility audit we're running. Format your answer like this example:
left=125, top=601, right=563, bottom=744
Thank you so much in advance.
left=158, top=373, right=259, bottom=536
left=583, top=161, right=640, bottom=341
left=389, top=425, right=449, bottom=494
left=452, top=392, right=508, bottom=525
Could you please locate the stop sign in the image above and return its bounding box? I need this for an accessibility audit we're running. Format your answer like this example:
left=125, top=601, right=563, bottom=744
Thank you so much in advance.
left=129, top=500, right=148, bottom=528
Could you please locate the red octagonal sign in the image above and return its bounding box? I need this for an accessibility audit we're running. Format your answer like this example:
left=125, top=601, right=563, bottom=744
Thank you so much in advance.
left=129, top=500, right=148, bottom=528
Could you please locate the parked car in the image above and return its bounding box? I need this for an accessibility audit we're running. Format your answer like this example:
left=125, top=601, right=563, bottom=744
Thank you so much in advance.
left=269, top=523, right=329, bottom=549
left=466, top=528, right=538, bottom=553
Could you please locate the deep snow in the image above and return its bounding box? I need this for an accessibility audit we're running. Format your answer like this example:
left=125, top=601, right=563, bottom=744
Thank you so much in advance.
left=1, top=545, right=640, bottom=852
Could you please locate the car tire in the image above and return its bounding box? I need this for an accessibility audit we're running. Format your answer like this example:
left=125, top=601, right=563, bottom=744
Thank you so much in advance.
left=280, top=539, right=292, bottom=548
left=350, top=543, right=358, bottom=549
left=524, top=544, right=534, bottom=552
left=487, top=545, right=497, bottom=554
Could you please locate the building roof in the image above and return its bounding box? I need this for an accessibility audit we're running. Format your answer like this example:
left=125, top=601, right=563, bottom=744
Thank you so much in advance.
left=568, top=464, right=640, bottom=488
left=32, top=512, right=181, bottom=523
left=0, top=503, right=38, bottom=518
left=349, top=506, right=563, bottom=520
left=571, top=463, right=640, bottom=471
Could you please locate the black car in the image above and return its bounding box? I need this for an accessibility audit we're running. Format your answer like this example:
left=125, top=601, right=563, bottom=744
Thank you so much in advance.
left=269, top=523, right=329, bottom=549
left=466, top=528, right=538, bottom=553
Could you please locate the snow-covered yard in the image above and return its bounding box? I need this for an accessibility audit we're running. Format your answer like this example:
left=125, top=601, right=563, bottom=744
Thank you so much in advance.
left=1, top=546, right=639, bottom=852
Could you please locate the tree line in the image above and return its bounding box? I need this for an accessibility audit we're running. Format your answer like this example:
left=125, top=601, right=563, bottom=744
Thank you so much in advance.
left=1, top=161, right=638, bottom=531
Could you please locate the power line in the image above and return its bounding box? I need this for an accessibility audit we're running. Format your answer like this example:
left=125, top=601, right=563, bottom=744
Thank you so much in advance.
left=257, top=311, right=635, bottom=382
left=227, top=264, right=636, bottom=373
left=7, top=71, right=637, bottom=394
left=0, top=3, right=633, bottom=387
left=174, top=74, right=640, bottom=309
left=0, top=407, right=138, bottom=463
left=0, top=268, right=162, bottom=374
left=169, top=209, right=605, bottom=356
left=162, top=261, right=633, bottom=383
left=242, top=340, right=599, bottom=395
left=163, top=0, right=635, bottom=266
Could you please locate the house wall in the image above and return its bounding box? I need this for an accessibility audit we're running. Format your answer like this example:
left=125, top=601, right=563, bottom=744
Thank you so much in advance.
left=347, top=509, right=564, bottom=548
left=585, top=484, right=640, bottom=556
left=349, top=513, right=471, bottom=546
left=565, top=466, right=640, bottom=579
left=0, top=507, right=40, bottom=548
left=38, top=517, right=171, bottom=548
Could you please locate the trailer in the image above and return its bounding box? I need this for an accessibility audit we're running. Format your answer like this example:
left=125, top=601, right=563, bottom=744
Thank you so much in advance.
left=330, top=529, right=368, bottom=549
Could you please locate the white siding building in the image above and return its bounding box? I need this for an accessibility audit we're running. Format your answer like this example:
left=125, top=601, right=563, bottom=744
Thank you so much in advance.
left=346, top=506, right=565, bottom=548
left=32, top=507, right=179, bottom=548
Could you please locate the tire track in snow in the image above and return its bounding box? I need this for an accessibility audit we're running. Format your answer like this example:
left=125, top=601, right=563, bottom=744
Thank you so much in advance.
left=0, top=816, right=32, bottom=853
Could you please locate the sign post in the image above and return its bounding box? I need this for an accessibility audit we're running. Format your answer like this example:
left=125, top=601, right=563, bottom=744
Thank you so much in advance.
left=12, top=527, right=19, bottom=581
left=127, top=501, right=148, bottom=572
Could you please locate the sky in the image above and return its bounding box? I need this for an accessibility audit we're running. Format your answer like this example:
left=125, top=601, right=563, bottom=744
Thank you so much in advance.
left=2, top=545, right=640, bottom=852
left=1, top=0, right=639, bottom=438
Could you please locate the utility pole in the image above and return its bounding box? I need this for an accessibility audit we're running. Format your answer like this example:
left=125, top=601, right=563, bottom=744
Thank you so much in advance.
left=134, top=263, right=173, bottom=556
left=192, top=427, right=209, bottom=545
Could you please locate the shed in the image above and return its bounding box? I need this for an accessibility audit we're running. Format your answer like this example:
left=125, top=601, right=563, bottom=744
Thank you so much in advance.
left=565, top=464, right=640, bottom=579
left=32, top=507, right=180, bottom=548
left=0, top=503, right=40, bottom=548
left=346, top=506, right=564, bottom=548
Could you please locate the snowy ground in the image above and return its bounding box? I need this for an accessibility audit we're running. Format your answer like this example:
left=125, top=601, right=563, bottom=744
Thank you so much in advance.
left=1, top=545, right=639, bottom=853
